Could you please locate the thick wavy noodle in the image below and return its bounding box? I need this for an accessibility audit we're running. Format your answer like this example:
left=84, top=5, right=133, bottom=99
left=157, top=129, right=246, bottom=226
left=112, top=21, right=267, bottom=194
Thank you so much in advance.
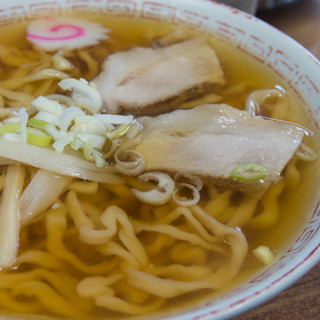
left=0, top=158, right=313, bottom=318
left=0, top=15, right=318, bottom=319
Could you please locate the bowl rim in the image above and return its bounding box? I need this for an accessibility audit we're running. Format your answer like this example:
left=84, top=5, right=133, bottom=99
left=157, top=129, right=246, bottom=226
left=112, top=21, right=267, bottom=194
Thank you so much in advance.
left=1, top=0, right=320, bottom=319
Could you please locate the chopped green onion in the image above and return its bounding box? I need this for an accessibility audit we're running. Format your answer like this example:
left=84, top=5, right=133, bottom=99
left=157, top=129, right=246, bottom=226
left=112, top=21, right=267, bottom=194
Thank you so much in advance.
left=83, top=136, right=97, bottom=161
left=0, top=123, right=20, bottom=135
left=19, top=107, right=28, bottom=143
left=92, top=148, right=106, bottom=167
left=110, top=124, right=130, bottom=139
left=34, top=111, right=59, bottom=125
left=32, top=96, right=64, bottom=116
left=79, top=134, right=106, bottom=161
left=45, top=123, right=63, bottom=140
left=28, top=118, right=50, bottom=130
left=231, top=163, right=267, bottom=181
left=296, top=142, right=317, bottom=162
left=252, top=245, right=274, bottom=266
left=2, top=133, right=21, bottom=142
left=26, top=128, right=52, bottom=147
left=71, top=137, right=83, bottom=151
left=0, top=75, right=141, bottom=169
left=52, top=134, right=74, bottom=153
left=58, top=106, right=86, bottom=131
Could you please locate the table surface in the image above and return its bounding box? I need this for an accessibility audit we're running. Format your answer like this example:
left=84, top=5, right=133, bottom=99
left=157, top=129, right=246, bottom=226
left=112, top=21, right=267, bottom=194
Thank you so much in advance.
left=235, top=0, right=320, bottom=318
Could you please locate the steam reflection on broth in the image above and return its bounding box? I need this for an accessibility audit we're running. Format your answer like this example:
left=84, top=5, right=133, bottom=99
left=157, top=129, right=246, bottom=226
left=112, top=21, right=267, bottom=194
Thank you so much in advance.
left=0, top=15, right=318, bottom=319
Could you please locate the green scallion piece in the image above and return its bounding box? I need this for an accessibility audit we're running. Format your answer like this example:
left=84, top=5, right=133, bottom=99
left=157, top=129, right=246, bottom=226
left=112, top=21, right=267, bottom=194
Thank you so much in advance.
left=28, top=118, right=49, bottom=130
left=26, top=128, right=52, bottom=147
left=92, top=148, right=107, bottom=168
left=111, top=124, right=130, bottom=139
left=231, top=163, right=267, bottom=181
left=83, top=136, right=96, bottom=161
left=252, top=245, right=274, bottom=265
left=71, top=137, right=83, bottom=151
left=0, top=123, right=20, bottom=135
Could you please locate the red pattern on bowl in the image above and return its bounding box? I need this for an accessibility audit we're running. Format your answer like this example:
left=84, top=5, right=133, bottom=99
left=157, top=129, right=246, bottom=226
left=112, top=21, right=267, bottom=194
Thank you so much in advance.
left=1, top=0, right=320, bottom=319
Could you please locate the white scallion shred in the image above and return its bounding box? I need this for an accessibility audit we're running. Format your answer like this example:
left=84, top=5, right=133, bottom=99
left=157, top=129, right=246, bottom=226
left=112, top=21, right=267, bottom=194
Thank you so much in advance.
left=114, top=149, right=145, bottom=176
left=0, top=76, right=139, bottom=171
left=174, top=171, right=203, bottom=191
left=46, top=94, right=75, bottom=107
left=71, top=137, right=84, bottom=151
left=45, top=123, right=64, bottom=140
left=53, top=50, right=73, bottom=71
left=58, top=78, right=102, bottom=114
left=2, top=133, right=22, bottom=142
left=252, top=245, right=274, bottom=266
left=92, top=149, right=107, bottom=168
left=52, top=134, right=74, bottom=153
left=173, top=183, right=200, bottom=207
left=59, top=106, right=86, bottom=131
left=19, top=107, right=28, bottom=143
left=132, top=172, right=175, bottom=206
left=82, top=135, right=106, bottom=161
left=296, top=142, right=317, bottom=161
left=32, top=96, right=65, bottom=116
left=4, top=116, right=20, bottom=124
left=34, top=111, right=60, bottom=126
left=72, top=115, right=107, bottom=135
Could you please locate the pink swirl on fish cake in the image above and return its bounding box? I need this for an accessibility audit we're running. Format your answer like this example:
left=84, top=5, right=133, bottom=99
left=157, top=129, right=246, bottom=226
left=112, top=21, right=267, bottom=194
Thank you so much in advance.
left=27, top=24, right=85, bottom=42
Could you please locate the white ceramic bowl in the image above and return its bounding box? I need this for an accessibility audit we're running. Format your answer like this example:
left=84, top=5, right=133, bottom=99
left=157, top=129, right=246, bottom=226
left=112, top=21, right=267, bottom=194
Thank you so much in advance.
left=1, top=0, right=320, bottom=319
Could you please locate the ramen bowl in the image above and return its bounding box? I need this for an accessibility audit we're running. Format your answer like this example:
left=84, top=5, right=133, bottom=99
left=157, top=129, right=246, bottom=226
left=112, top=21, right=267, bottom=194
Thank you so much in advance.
left=1, top=0, right=320, bottom=319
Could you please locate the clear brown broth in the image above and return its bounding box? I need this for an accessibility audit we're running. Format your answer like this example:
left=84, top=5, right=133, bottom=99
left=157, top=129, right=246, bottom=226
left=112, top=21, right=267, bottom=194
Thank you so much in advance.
left=0, top=14, right=319, bottom=319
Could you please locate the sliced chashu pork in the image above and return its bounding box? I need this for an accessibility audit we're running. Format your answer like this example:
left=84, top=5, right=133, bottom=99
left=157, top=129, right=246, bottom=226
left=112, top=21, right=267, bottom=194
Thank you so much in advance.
left=94, top=37, right=225, bottom=115
left=134, top=104, right=304, bottom=194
